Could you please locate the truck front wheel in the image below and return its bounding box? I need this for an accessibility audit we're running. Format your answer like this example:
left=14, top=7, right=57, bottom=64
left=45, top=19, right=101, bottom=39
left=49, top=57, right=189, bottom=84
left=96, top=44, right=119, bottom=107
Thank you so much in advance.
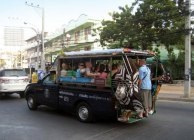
left=27, top=95, right=37, bottom=110
left=76, top=102, right=93, bottom=123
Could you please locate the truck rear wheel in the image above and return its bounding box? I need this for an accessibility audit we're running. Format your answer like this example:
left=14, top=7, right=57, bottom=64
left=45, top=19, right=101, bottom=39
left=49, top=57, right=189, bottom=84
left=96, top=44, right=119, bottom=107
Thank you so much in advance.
left=27, top=95, right=37, bottom=110
left=76, top=102, right=93, bottom=122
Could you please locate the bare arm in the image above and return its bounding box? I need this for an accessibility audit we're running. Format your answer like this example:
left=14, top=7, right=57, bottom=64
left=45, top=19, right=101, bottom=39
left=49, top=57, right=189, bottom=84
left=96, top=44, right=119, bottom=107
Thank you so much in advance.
left=152, top=76, right=162, bottom=81
left=138, top=79, right=142, bottom=88
left=85, top=71, right=99, bottom=77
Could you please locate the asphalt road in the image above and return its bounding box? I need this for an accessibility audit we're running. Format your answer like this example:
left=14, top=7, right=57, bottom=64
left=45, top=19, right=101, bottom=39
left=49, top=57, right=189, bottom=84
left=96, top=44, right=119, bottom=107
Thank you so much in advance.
left=0, top=94, right=194, bottom=140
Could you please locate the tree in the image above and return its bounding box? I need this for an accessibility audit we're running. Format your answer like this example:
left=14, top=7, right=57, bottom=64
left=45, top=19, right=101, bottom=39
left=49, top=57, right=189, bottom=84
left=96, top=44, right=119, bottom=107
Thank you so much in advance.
left=100, top=0, right=188, bottom=51
left=99, top=0, right=189, bottom=79
left=100, top=5, right=137, bottom=48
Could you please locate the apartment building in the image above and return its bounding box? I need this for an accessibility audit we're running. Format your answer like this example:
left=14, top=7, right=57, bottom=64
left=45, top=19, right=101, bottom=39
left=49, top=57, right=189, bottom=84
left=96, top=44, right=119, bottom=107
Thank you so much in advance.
left=24, top=35, right=41, bottom=70
left=24, top=14, right=102, bottom=70
left=0, top=27, right=25, bottom=68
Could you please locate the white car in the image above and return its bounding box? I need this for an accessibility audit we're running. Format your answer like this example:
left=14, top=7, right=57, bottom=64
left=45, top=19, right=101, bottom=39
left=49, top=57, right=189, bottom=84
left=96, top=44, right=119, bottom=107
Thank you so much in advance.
left=0, top=69, right=29, bottom=98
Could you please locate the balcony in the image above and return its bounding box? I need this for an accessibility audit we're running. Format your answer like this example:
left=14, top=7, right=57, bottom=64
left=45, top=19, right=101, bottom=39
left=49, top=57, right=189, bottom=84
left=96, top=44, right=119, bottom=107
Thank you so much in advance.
left=65, top=34, right=97, bottom=47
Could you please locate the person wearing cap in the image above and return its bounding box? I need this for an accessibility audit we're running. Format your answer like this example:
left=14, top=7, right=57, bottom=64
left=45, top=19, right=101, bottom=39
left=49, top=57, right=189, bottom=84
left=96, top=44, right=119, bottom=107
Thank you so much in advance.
left=138, top=59, right=152, bottom=118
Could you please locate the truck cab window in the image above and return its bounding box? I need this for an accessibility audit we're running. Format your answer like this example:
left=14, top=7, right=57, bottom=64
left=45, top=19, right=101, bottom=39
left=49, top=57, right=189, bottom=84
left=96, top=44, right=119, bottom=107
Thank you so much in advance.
left=43, top=74, right=56, bottom=84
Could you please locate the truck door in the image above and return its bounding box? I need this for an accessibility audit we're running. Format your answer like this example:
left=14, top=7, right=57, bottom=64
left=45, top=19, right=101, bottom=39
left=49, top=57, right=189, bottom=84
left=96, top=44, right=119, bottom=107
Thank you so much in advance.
left=41, top=73, right=59, bottom=108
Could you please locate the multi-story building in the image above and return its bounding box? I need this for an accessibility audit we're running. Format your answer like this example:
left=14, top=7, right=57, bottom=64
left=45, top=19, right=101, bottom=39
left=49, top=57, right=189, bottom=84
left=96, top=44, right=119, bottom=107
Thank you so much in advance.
left=24, top=30, right=48, bottom=69
left=24, top=35, right=41, bottom=70
left=24, top=14, right=102, bottom=69
left=1, top=27, right=25, bottom=68
left=44, top=14, right=102, bottom=64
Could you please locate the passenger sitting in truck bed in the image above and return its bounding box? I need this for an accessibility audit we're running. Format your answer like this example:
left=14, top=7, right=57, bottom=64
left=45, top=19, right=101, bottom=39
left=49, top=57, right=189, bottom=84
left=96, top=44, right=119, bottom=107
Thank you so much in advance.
left=96, top=64, right=108, bottom=79
left=109, top=64, right=119, bottom=87
left=111, top=64, right=119, bottom=79
left=85, top=61, right=99, bottom=78
left=91, top=62, right=100, bottom=73
left=76, top=63, right=86, bottom=78
left=60, top=62, right=68, bottom=77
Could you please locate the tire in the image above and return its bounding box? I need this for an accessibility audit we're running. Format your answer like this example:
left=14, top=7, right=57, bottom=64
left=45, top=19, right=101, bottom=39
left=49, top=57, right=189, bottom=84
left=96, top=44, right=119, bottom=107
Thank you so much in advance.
left=76, top=102, right=93, bottom=123
left=19, top=92, right=25, bottom=98
left=27, top=95, right=37, bottom=110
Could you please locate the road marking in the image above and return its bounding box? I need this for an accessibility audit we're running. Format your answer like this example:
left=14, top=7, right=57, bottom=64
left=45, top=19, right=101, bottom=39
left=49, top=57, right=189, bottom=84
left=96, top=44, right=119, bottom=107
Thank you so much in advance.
left=85, top=127, right=119, bottom=140
left=0, top=124, right=36, bottom=129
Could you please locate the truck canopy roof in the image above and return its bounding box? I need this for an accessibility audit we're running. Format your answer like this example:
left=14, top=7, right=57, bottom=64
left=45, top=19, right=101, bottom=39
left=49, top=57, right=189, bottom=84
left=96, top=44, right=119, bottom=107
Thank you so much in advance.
left=58, top=48, right=155, bottom=59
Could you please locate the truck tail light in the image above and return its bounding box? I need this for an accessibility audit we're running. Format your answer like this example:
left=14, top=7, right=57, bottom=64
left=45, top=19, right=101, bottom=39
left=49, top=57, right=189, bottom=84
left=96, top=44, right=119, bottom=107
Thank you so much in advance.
left=0, top=79, right=10, bottom=84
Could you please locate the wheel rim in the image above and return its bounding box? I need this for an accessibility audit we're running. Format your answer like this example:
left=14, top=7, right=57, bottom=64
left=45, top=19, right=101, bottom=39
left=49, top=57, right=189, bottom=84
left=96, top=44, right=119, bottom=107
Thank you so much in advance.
left=78, top=106, right=89, bottom=121
left=27, top=97, right=34, bottom=108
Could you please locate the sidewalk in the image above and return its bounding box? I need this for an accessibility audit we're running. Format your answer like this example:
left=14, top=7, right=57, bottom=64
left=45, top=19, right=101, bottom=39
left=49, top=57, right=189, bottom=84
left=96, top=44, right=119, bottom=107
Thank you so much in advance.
left=158, top=84, right=194, bottom=102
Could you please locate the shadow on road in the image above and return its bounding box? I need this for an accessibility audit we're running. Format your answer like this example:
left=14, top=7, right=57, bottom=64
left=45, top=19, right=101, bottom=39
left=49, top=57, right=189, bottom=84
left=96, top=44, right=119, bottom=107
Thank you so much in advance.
left=0, top=93, right=20, bottom=100
left=34, top=105, right=150, bottom=126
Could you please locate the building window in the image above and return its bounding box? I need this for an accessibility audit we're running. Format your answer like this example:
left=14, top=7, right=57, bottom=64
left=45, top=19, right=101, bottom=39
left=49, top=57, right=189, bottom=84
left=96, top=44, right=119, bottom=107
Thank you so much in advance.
left=75, top=31, right=80, bottom=43
left=84, top=27, right=91, bottom=40
left=84, top=46, right=91, bottom=51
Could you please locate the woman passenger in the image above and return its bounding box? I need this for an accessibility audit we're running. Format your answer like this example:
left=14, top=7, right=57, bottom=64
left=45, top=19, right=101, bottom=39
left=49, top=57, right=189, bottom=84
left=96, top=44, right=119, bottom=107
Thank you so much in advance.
left=97, top=64, right=108, bottom=79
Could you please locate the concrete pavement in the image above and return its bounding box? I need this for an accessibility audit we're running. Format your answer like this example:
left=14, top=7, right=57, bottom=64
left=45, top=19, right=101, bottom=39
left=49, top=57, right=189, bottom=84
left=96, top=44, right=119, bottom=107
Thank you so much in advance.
left=158, top=84, right=194, bottom=102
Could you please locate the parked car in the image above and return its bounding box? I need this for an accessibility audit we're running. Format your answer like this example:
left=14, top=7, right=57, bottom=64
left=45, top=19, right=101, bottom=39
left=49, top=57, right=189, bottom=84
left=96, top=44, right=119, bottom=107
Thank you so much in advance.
left=0, top=69, right=29, bottom=98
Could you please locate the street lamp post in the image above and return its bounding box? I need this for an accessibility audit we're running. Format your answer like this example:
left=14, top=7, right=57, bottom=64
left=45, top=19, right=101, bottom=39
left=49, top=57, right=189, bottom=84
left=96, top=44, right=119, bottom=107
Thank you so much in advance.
left=41, top=8, right=45, bottom=71
left=25, top=1, right=45, bottom=71
left=35, top=33, right=40, bottom=70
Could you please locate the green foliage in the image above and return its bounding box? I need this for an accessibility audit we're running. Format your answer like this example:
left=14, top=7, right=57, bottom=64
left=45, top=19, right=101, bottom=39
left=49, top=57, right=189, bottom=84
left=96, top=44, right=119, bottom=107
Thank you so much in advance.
left=153, top=46, right=161, bottom=60
left=99, top=0, right=189, bottom=79
left=100, top=5, right=139, bottom=49
left=164, top=50, right=185, bottom=79
left=100, top=0, right=187, bottom=51
left=133, top=0, right=186, bottom=49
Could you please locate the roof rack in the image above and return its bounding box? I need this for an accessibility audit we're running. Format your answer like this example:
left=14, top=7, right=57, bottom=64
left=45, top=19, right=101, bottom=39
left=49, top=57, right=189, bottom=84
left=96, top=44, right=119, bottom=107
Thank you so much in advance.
left=61, top=48, right=155, bottom=57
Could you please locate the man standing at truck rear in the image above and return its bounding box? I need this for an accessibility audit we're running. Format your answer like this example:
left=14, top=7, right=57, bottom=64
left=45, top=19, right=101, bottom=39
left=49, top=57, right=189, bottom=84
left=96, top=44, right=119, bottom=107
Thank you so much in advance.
left=138, top=59, right=152, bottom=117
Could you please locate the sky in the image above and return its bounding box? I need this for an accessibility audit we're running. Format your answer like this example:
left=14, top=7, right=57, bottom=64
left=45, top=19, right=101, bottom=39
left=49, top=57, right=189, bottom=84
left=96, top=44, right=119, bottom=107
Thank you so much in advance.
left=0, top=0, right=134, bottom=36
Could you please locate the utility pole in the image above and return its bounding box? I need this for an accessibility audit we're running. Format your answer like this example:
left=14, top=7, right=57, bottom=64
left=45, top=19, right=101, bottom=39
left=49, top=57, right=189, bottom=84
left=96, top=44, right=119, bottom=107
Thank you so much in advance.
left=25, top=1, right=45, bottom=71
left=41, top=8, right=45, bottom=71
left=36, top=33, right=40, bottom=70
left=184, top=0, right=191, bottom=98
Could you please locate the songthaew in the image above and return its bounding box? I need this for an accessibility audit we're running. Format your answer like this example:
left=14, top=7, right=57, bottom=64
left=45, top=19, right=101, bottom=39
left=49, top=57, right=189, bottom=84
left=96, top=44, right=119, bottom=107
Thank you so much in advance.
left=24, top=48, right=171, bottom=123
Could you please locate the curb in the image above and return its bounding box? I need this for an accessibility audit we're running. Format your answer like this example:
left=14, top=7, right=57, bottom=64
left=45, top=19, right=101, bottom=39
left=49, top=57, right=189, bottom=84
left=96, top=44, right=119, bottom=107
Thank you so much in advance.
left=158, top=97, right=194, bottom=102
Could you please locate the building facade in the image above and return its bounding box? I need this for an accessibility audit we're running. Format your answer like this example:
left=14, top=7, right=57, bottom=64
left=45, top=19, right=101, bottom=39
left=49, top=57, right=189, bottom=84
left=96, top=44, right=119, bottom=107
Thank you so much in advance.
left=44, top=14, right=102, bottom=64
left=24, top=35, right=41, bottom=70
left=24, top=14, right=102, bottom=70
